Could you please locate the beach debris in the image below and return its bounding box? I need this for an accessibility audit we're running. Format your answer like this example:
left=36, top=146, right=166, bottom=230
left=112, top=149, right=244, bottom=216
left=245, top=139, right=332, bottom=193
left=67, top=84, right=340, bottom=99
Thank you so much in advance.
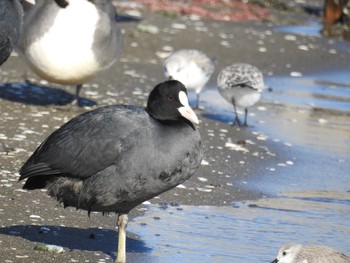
left=16, top=255, right=29, bottom=258
left=256, top=135, right=268, bottom=141
left=220, top=40, right=231, bottom=47
left=225, top=141, right=249, bottom=153
left=284, top=34, right=297, bottom=41
left=137, top=24, right=160, bottom=34
left=171, top=23, right=186, bottom=29
left=38, top=227, right=51, bottom=234
left=198, top=177, right=208, bottom=182
left=155, top=51, right=172, bottom=59
left=298, top=45, right=309, bottom=51
left=34, top=243, right=64, bottom=254
left=201, top=159, right=209, bottom=165
left=318, top=118, right=329, bottom=124
left=290, top=71, right=303, bottom=77
left=196, top=187, right=212, bottom=192
left=124, top=9, right=143, bottom=18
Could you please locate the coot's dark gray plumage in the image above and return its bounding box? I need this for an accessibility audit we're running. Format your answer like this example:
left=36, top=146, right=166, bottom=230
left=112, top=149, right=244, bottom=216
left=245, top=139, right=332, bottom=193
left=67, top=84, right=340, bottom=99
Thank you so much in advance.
left=17, top=0, right=123, bottom=105
left=0, top=0, right=23, bottom=66
left=19, top=80, right=202, bottom=263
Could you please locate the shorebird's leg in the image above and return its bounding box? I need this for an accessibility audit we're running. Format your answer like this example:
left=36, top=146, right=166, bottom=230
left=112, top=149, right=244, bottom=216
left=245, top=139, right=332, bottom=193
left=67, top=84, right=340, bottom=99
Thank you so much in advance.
left=194, top=92, right=200, bottom=109
left=243, top=108, right=248, bottom=127
left=116, top=213, right=128, bottom=263
left=232, top=100, right=241, bottom=126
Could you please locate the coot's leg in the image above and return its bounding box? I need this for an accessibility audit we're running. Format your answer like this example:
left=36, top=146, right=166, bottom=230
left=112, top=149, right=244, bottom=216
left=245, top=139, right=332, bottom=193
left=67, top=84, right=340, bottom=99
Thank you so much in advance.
left=116, top=213, right=128, bottom=263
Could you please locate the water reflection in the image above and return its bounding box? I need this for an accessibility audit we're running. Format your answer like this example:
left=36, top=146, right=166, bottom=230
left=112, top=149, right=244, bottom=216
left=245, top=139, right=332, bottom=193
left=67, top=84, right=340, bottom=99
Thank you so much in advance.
left=200, top=69, right=350, bottom=155
left=262, top=72, right=350, bottom=154
left=130, top=191, right=350, bottom=262
left=275, top=22, right=322, bottom=37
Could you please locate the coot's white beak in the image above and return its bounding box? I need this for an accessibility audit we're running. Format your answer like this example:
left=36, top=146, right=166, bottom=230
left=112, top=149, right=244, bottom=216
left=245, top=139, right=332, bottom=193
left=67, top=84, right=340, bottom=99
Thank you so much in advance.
left=177, top=91, right=199, bottom=124
left=25, top=0, right=36, bottom=4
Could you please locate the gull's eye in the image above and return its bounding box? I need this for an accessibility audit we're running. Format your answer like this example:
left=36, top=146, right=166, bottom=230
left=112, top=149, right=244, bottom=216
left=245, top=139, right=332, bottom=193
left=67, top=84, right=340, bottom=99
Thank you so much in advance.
left=282, top=251, right=287, bottom=256
left=167, top=95, right=174, bottom=101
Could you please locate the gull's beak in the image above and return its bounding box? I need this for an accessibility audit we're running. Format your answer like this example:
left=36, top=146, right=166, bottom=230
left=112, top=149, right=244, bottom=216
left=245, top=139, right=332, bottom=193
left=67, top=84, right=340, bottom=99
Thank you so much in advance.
left=178, top=91, right=199, bottom=124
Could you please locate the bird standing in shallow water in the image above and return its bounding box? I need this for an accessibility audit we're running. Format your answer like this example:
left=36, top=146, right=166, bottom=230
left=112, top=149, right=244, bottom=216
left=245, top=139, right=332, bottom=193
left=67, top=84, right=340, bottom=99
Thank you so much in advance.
left=217, top=63, right=265, bottom=127
left=18, top=80, right=202, bottom=263
left=163, top=49, right=216, bottom=109
left=272, top=244, right=350, bottom=263
left=17, top=0, right=123, bottom=106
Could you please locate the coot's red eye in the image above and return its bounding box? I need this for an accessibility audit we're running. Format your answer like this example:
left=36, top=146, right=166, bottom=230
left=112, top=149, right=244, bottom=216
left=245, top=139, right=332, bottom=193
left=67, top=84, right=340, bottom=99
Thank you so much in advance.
left=167, top=95, right=174, bottom=101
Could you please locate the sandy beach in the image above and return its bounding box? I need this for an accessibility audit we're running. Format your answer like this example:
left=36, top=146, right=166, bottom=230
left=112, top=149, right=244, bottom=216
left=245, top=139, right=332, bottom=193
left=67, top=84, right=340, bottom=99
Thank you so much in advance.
left=1, top=0, right=349, bottom=262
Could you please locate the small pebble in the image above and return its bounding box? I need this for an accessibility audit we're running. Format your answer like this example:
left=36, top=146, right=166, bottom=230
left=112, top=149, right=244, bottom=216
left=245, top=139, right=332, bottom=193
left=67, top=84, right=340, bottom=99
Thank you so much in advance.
left=290, top=71, right=303, bottom=77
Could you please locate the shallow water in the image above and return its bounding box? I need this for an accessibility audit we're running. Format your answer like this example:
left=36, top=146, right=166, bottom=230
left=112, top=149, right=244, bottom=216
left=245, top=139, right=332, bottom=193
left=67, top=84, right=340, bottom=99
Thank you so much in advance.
left=129, top=49, right=350, bottom=262
left=130, top=193, right=350, bottom=262
left=261, top=71, right=350, bottom=155
left=127, top=67, right=350, bottom=262
left=200, top=68, right=350, bottom=155
left=275, top=22, right=322, bottom=37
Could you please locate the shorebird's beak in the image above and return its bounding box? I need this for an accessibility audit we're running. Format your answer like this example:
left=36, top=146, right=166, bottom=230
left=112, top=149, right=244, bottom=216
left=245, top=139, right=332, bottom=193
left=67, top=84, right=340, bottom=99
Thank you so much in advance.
left=271, top=259, right=278, bottom=263
left=177, top=91, right=199, bottom=124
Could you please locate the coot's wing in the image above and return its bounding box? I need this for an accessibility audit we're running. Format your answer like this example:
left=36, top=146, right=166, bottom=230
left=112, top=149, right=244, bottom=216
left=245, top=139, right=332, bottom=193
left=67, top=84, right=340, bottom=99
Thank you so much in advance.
left=19, top=105, right=148, bottom=180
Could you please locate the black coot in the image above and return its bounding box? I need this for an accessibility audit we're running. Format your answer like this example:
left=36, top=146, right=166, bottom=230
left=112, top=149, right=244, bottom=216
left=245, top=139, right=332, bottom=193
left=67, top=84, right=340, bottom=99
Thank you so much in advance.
left=19, top=80, right=202, bottom=263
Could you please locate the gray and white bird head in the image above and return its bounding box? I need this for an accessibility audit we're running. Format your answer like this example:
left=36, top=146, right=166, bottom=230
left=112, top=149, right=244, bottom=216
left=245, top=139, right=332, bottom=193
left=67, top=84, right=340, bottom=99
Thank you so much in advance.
left=272, top=244, right=303, bottom=263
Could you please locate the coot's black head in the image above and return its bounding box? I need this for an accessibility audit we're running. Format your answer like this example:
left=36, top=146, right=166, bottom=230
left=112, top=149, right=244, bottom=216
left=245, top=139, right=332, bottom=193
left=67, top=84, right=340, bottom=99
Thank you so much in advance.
left=146, top=80, right=199, bottom=124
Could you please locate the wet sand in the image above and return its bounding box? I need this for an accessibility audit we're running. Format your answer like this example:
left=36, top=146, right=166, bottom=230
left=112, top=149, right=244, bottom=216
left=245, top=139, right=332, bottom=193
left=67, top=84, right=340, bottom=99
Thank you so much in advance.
left=1, top=0, right=350, bottom=262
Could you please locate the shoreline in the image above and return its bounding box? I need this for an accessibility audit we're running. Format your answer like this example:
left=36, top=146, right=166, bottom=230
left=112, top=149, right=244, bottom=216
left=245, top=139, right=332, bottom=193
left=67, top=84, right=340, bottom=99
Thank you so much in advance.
left=1, top=1, right=350, bottom=262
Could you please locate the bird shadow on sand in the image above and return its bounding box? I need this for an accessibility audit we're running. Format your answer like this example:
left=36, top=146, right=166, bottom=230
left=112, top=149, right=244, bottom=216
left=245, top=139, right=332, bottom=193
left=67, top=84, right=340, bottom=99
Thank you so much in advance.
left=202, top=111, right=255, bottom=128
left=116, top=14, right=142, bottom=23
left=201, top=111, right=234, bottom=126
left=0, top=82, right=96, bottom=107
left=0, top=224, right=151, bottom=259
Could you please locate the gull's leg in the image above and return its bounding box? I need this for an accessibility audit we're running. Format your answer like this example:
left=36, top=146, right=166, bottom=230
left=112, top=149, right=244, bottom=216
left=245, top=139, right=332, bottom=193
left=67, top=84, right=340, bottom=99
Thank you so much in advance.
left=72, top=84, right=83, bottom=106
left=116, top=213, right=128, bottom=263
